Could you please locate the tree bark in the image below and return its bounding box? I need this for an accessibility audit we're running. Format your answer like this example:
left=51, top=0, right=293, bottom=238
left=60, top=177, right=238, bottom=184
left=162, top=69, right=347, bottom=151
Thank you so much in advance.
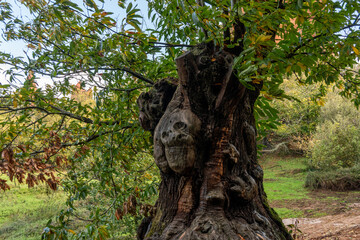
left=137, top=43, right=292, bottom=240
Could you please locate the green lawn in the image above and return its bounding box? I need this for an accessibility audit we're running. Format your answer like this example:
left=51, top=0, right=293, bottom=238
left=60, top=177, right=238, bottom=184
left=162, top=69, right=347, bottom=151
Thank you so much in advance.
left=261, top=156, right=310, bottom=218
left=0, top=178, right=66, bottom=240
left=262, top=156, right=309, bottom=200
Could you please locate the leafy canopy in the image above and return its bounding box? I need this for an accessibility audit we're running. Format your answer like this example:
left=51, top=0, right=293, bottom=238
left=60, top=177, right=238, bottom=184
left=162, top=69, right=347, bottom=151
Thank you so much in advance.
left=0, top=0, right=360, bottom=238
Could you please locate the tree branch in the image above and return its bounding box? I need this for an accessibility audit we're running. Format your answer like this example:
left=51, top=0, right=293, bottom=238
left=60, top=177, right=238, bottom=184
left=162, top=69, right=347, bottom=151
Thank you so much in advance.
left=4, top=113, right=51, bottom=149
left=58, top=67, right=153, bottom=85
left=148, top=42, right=194, bottom=48
left=1, top=60, right=154, bottom=85
left=94, top=85, right=152, bottom=92
left=287, top=22, right=360, bottom=59
left=0, top=106, right=50, bottom=114
left=118, top=67, right=154, bottom=85
left=0, top=101, right=120, bottom=126
left=29, top=126, right=133, bottom=156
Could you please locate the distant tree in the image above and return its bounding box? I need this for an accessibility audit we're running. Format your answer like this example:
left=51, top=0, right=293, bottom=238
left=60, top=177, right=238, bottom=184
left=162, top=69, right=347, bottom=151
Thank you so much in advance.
left=1, top=0, right=360, bottom=239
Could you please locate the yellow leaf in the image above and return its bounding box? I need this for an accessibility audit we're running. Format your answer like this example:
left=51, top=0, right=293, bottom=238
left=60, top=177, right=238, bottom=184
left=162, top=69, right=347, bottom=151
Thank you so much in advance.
left=92, top=12, right=100, bottom=17
left=297, top=62, right=306, bottom=71
left=144, top=173, right=152, bottom=180
left=297, top=16, right=305, bottom=24
left=67, top=229, right=76, bottom=234
left=252, top=79, right=262, bottom=84
left=98, top=225, right=110, bottom=237
left=256, top=35, right=272, bottom=43
left=249, top=36, right=256, bottom=44
left=101, top=12, right=109, bottom=17
left=263, top=35, right=272, bottom=41
left=27, top=44, right=36, bottom=49
left=286, top=65, right=292, bottom=73
left=317, top=98, right=325, bottom=106
left=260, top=63, right=267, bottom=69
left=352, top=46, right=359, bottom=55
left=264, top=94, right=272, bottom=100
left=13, top=100, right=18, bottom=108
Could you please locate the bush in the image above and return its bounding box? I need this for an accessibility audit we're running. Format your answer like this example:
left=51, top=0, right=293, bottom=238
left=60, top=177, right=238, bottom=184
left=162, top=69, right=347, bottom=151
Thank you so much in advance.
left=305, top=165, right=360, bottom=190
left=308, top=119, right=360, bottom=169
left=307, top=92, right=360, bottom=170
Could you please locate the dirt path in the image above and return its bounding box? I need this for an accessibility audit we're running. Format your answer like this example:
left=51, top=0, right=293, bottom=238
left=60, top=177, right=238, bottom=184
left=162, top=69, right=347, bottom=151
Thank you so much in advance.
left=261, top=156, right=360, bottom=239
left=282, top=202, right=360, bottom=239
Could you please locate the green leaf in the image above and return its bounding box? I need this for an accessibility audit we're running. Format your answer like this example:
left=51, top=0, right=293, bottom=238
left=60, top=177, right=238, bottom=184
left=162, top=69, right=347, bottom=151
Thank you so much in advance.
left=297, top=0, right=303, bottom=9
left=85, top=0, right=97, bottom=10
left=53, top=9, right=64, bottom=22
left=238, top=65, right=257, bottom=78
left=191, top=12, right=200, bottom=26
left=126, top=2, right=133, bottom=13
left=61, top=1, right=83, bottom=12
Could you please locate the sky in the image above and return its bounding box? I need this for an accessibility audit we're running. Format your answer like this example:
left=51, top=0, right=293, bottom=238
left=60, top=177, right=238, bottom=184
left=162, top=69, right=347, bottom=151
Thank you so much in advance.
left=0, top=0, right=150, bottom=89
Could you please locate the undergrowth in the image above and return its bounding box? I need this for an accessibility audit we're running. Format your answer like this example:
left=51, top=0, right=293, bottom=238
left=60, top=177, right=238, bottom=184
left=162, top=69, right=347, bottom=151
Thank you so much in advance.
left=305, top=165, right=360, bottom=191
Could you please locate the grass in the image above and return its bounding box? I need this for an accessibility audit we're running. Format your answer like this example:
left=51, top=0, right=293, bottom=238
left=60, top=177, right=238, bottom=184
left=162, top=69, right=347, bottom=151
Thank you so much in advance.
left=0, top=176, right=66, bottom=240
left=261, top=156, right=310, bottom=218
left=261, top=155, right=360, bottom=219
left=262, top=156, right=309, bottom=201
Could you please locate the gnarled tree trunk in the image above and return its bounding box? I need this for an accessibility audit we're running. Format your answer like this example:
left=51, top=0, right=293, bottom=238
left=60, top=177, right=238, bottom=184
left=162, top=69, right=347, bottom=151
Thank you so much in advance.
left=137, top=43, right=292, bottom=240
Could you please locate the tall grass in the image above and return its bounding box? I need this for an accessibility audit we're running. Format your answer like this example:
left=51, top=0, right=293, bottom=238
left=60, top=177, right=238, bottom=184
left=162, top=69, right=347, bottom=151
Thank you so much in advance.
left=0, top=176, right=66, bottom=240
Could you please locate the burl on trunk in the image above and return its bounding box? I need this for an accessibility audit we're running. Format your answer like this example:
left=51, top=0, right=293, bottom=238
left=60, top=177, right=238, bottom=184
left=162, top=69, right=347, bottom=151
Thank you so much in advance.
left=137, top=43, right=292, bottom=240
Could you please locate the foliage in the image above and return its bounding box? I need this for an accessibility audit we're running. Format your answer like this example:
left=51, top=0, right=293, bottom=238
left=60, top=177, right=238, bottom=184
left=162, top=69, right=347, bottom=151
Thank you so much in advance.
left=0, top=0, right=360, bottom=238
left=286, top=219, right=302, bottom=240
left=254, top=95, right=280, bottom=142
left=305, top=164, right=360, bottom=190
left=308, top=92, right=360, bottom=170
left=261, top=77, right=322, bottom=154
left=272, top=78, right=321, bottom=138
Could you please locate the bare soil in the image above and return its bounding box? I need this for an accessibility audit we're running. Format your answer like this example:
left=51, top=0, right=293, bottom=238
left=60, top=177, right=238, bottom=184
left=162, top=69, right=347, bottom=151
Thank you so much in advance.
left=280, top=190, right=360, bottom=239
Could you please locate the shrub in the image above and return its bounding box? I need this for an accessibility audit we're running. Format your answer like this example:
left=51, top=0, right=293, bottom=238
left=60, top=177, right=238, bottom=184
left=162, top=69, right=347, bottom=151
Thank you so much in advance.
left=305, top=165, right=360, bottom=190
left=307, top=93, right=360, bottom=170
